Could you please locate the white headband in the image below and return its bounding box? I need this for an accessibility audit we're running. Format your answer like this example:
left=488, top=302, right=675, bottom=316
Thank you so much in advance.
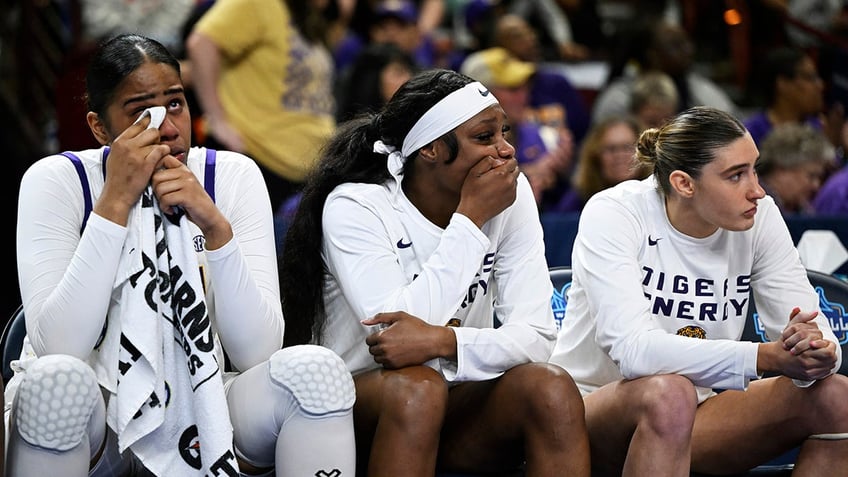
left=401, top=81, right=499, bottom=157
left=373, top=81, right=499, bottom=202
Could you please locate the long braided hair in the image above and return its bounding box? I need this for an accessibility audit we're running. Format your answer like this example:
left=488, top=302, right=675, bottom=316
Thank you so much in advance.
left=280, top=69, right=474, bottom=346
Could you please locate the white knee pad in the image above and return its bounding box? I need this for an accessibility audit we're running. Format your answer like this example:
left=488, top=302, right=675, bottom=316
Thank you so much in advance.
left=268, top=345, right=355, bottom=416
left=15, top=354, right=101, bottom=451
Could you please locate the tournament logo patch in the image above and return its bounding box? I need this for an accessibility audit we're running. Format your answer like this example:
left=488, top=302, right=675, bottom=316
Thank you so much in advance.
left=193, top=234, right=205, bottom=252
left=676, top=325, right=706, bottom=339
left=551, top=282, right=570, bottom=331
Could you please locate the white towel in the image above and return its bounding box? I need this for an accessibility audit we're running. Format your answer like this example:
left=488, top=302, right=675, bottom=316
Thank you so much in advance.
left=100, top=187, right=239, bottom=476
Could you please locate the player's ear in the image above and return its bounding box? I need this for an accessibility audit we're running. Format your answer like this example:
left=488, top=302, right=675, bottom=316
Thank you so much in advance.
left=418, top=142, right=438, bottom=163
left=87, top=112, right=111, bottom=146
left=669, top=170, right=695, bottom=198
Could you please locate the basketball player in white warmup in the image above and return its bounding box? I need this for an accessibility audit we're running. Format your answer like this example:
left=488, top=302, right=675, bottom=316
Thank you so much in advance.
left=280, top=68, right=591, bottom=477
left=11, top=33, right=356, bottom=477
left=550, top=106, right=848, bottom=476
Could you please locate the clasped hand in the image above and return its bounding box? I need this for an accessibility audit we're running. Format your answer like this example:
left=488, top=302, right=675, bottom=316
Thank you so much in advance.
left=778, top=307, right=838, bottom=381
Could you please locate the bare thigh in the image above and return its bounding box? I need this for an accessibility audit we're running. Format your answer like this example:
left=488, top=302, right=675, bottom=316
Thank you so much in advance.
left=351, top=366, right=448, bottom=475
left=437, top=377, right=526, bottom=473
left=438, top=362, right=585, bottom=474
left=691, top=375, right=848, bottom=474
left=352, top=366, right=447, bottom=438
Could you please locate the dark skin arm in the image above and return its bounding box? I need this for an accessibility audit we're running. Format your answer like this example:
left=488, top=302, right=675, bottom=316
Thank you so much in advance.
left=362, top=311, right=457, bottom=369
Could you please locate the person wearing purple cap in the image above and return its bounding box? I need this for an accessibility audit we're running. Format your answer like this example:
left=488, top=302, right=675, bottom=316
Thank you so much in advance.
left=334, top=0, right=443, bottom=72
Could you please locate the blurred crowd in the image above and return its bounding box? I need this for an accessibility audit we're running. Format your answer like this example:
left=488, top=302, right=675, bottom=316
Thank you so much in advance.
left=0, top=0, right=848, bottom=324
left=6, top=0, right=848, bottom=246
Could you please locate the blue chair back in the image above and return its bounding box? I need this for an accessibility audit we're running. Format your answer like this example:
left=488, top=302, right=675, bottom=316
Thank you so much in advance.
left=742, top=269, right=848, bottom=376
left=549, top=266, right=573, bottom=331
left=1, top=305, right=26, bottom=385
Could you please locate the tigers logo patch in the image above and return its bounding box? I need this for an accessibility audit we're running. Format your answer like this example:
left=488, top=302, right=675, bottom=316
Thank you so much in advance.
left=676, top=326, right=706, bottom=339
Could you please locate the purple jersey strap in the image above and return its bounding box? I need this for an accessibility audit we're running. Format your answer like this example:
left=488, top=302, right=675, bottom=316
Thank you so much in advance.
left=59, top=151, right=92, bottom=234
left=59, top=148, right=217, bottom=234
left=205, top=148, right=216, bottom=203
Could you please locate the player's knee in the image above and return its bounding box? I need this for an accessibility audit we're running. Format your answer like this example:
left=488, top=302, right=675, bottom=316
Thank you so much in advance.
left=505, top=363, right=585, bottom=423
left=268, top=345, right=355, bottom=416
left=14, top=354, right=101, bottom=451
left=380, top=366, right=448, bottom=423
left=806, top=374, right=848, bottom=426
left=638, top=374, right=697, bottom=436
left=504, top=362, right=578, bottom=396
